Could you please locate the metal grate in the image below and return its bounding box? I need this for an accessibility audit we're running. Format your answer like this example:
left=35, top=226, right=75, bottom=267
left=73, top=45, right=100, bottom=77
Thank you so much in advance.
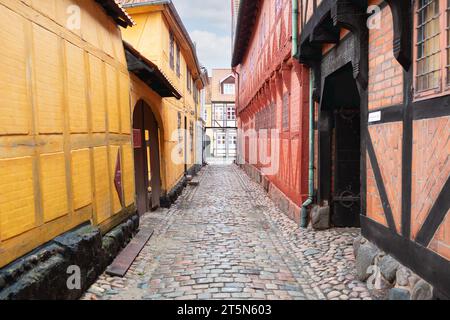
left=416, top=0, right=441, bottom=91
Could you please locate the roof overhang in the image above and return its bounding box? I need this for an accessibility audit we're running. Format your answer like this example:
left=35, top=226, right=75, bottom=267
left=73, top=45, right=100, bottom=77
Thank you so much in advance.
left=124, top=41, right=182, bottom=99
left=95, top=0, right=135, bottom=27
left=120, top=0, right=205, bottom=87
left=219, top=74, right=236, bottom=84
left=231, top=0, right=262, bottom=67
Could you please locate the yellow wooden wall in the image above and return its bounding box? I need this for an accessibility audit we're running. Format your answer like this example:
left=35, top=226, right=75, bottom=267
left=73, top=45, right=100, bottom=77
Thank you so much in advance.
left=0, top=0, right=135, bottom=268
left=121, top=6, right=202, bottom=194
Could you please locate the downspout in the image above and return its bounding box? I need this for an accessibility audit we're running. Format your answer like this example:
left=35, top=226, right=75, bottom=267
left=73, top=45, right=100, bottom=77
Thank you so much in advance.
left=300, top=70, right=315, bottom=228
left=292, top=0, right=299, bottom=57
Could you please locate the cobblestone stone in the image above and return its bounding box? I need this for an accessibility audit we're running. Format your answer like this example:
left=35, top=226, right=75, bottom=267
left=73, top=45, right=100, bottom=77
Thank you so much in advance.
left=82, top=165, right=372, bottom=300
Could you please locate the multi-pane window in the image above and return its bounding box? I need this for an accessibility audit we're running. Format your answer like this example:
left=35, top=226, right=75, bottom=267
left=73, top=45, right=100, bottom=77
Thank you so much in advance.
left=447, top=0, right=450, bottom=83
left=169, top=32, right=175, bottom=70
left=227, top=106, right=236, bottom=120
left=186, top=68, right=191, bottom=93
left=223, top=83, right=235, bottom=95
left=416, top=0, right=441, bottom=91
left=214, top=105, right=224, bottom=121
left=282, top=93, right=289, bottom=131
left=176, top=43, right=180, bottom=77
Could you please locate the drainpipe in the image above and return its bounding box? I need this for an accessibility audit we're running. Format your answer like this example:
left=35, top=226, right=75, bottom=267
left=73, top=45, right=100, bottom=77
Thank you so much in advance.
left=300, top=69, right=315, bottom=228
left=292, top=0, right=299, bottom=57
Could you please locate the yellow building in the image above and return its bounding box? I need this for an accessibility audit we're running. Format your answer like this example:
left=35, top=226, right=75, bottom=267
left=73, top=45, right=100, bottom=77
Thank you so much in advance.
left=119, top=0, right=205, bottom=208
left=0, top=0, right=136, bottom=270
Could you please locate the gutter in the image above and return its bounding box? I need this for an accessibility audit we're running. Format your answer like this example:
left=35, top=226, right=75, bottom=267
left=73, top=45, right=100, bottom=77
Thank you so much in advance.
left=292, top=0, right=299, bottom=57
left=300, top=70, right=315, bottom=228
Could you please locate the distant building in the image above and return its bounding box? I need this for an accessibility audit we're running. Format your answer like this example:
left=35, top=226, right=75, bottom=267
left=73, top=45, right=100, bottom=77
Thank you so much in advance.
left=205, top=69, right=237, bottom=161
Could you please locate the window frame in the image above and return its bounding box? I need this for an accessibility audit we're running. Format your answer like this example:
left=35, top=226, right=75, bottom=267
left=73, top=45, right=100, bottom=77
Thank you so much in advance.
left=176, top=42, right=181, bottom=77
left=413, top=0, right=450, bottom=100
left=169, top=32, right=175, bottom=71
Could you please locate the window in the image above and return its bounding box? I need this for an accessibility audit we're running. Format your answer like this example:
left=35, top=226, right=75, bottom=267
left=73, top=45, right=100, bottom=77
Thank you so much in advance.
left=227, top=106, right=236, bottom=120
left=189, top=121, right=194, bottom=152
left=222, top=83, right=235, bottom=95
left=447, top=0, right=450, bottom=83
left=282, top=93, right=289, bottom=131
left=186, top=67, right=191, bottom=93
left=176, top=43, right=180, bottom=77
left=214, top=105, right=224, bottom=121
left=416, top=0, right=441, bottom=91
left=169, top=32, right=175, bottom=70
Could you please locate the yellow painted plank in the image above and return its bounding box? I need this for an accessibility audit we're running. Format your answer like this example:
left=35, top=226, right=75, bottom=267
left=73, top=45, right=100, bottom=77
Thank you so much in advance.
left=122, top=144, right=135, bottom=206
left=0, top=157, right=36, bottom=240
left=0, top=6, right=30, bottom=135
left=105, top=64, right=120, bottom=133
left=71, top=149, right=92, bottom=210
left=88, top=54, right=106, bottom=133
left=33, top=23, right=64, bottom=134
left=110, top=145, right=122, bottom=214
left=40, top=152, right=69, bottom=222
left=119, top=72, right=131, bottom=134
left=93, top=146, right=110, bottom=224
left=66, top=41, right=88, bottom=133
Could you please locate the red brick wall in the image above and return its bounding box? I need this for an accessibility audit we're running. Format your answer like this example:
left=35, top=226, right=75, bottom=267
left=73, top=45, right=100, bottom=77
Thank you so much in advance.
left=368, top=2, right=403, bottom=110
left=412, top=116, right=450, bottom=259
left=368, top=123, right=403, bottom=233
left=237, top=0, right=309, bottom=209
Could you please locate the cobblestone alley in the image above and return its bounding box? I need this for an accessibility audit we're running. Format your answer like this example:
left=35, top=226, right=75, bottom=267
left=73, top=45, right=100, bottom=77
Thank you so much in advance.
left=83, top=165, right=373, bottom=300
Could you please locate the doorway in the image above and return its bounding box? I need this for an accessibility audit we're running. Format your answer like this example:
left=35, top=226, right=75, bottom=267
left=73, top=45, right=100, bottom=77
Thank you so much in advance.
left=133, top=100, right=162, bottom=215
left=319, top=63, right=361, bottom=227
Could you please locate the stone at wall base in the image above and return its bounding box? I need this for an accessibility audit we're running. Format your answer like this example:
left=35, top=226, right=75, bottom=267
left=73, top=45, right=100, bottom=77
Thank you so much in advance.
left=411, top=280, right=433, bottom=300
left=311, top=206, right=330, bottom=230
left=355, top=236, right=438, bottom=300
left=355, top=242, right=379, bottom=281
left=0, top=213, right=139, bottom=300
left=379, top=255, right=400, bottom=283
left=388, top=288, right=411, bottom=300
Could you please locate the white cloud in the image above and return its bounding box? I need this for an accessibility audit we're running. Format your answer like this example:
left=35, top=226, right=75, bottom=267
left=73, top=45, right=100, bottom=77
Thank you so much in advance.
left=171, top=0, right=232, bottom=71
left=190, top=30, right=231, bottom=72
left=172, top=0, right=231, bottom=32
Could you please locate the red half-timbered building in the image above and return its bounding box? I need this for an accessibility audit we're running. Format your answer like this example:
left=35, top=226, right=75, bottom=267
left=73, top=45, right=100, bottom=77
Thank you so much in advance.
left=233, top=0, right=310, bottom=223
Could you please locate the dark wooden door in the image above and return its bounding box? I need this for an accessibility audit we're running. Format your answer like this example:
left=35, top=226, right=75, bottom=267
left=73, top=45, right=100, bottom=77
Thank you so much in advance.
left=331, top=108, right=361, bottom=227
left=133, top=101, right=161, bottom=215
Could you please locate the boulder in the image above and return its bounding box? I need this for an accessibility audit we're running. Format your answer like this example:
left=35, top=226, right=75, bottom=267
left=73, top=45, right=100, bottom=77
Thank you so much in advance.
left=411, top=280, right=433, bottom=300
left=388, top=288, right=411, bottom=300
left=396, top=266, right=412, bottom=287
left=311, top=206, right=330, bottom=230
left=379, top=255, right=400, bottom=283
left=356, top=242, right=379, bottom=281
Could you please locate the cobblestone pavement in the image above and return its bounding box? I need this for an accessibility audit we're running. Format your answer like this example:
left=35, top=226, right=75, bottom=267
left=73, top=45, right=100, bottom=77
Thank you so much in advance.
left=82, top=165, right=373, bottom=300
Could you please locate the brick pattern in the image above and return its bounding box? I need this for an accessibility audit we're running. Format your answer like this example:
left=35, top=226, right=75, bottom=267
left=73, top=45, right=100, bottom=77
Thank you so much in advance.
left=369, top=123, right=403, bottom=233
left=411, top=116, right=450, bottom=241
left=429, top=212, right=450, bottom=260
left=368, top=4, right=403, bottom=110
left=366, top=154, right=387, bottom=227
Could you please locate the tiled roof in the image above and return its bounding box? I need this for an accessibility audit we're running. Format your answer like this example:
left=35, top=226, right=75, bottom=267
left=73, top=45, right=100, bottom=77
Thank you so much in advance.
left=96, top=0, right=135, bottom=27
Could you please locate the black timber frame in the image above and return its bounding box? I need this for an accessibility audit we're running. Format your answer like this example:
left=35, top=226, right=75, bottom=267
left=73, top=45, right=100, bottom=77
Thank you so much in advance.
left=296, top=0, right=450, bottom=298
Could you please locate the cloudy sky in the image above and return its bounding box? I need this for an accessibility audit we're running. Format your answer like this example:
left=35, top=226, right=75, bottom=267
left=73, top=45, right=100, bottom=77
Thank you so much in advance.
left=171, top=0, right=232, bottom=72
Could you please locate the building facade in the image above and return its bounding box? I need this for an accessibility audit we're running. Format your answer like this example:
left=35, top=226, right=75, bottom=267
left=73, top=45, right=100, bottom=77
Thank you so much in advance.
left=0, top=0, right=204, bottom=300
left=205, top=69, right=238, bottom=161
left=232, top=0, right=310, bottom=223
left=119, top=0, right=205, bottom=208
left=234, top=0, right=449, bottom=299
left=0, top=0, right=139, bottom=299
